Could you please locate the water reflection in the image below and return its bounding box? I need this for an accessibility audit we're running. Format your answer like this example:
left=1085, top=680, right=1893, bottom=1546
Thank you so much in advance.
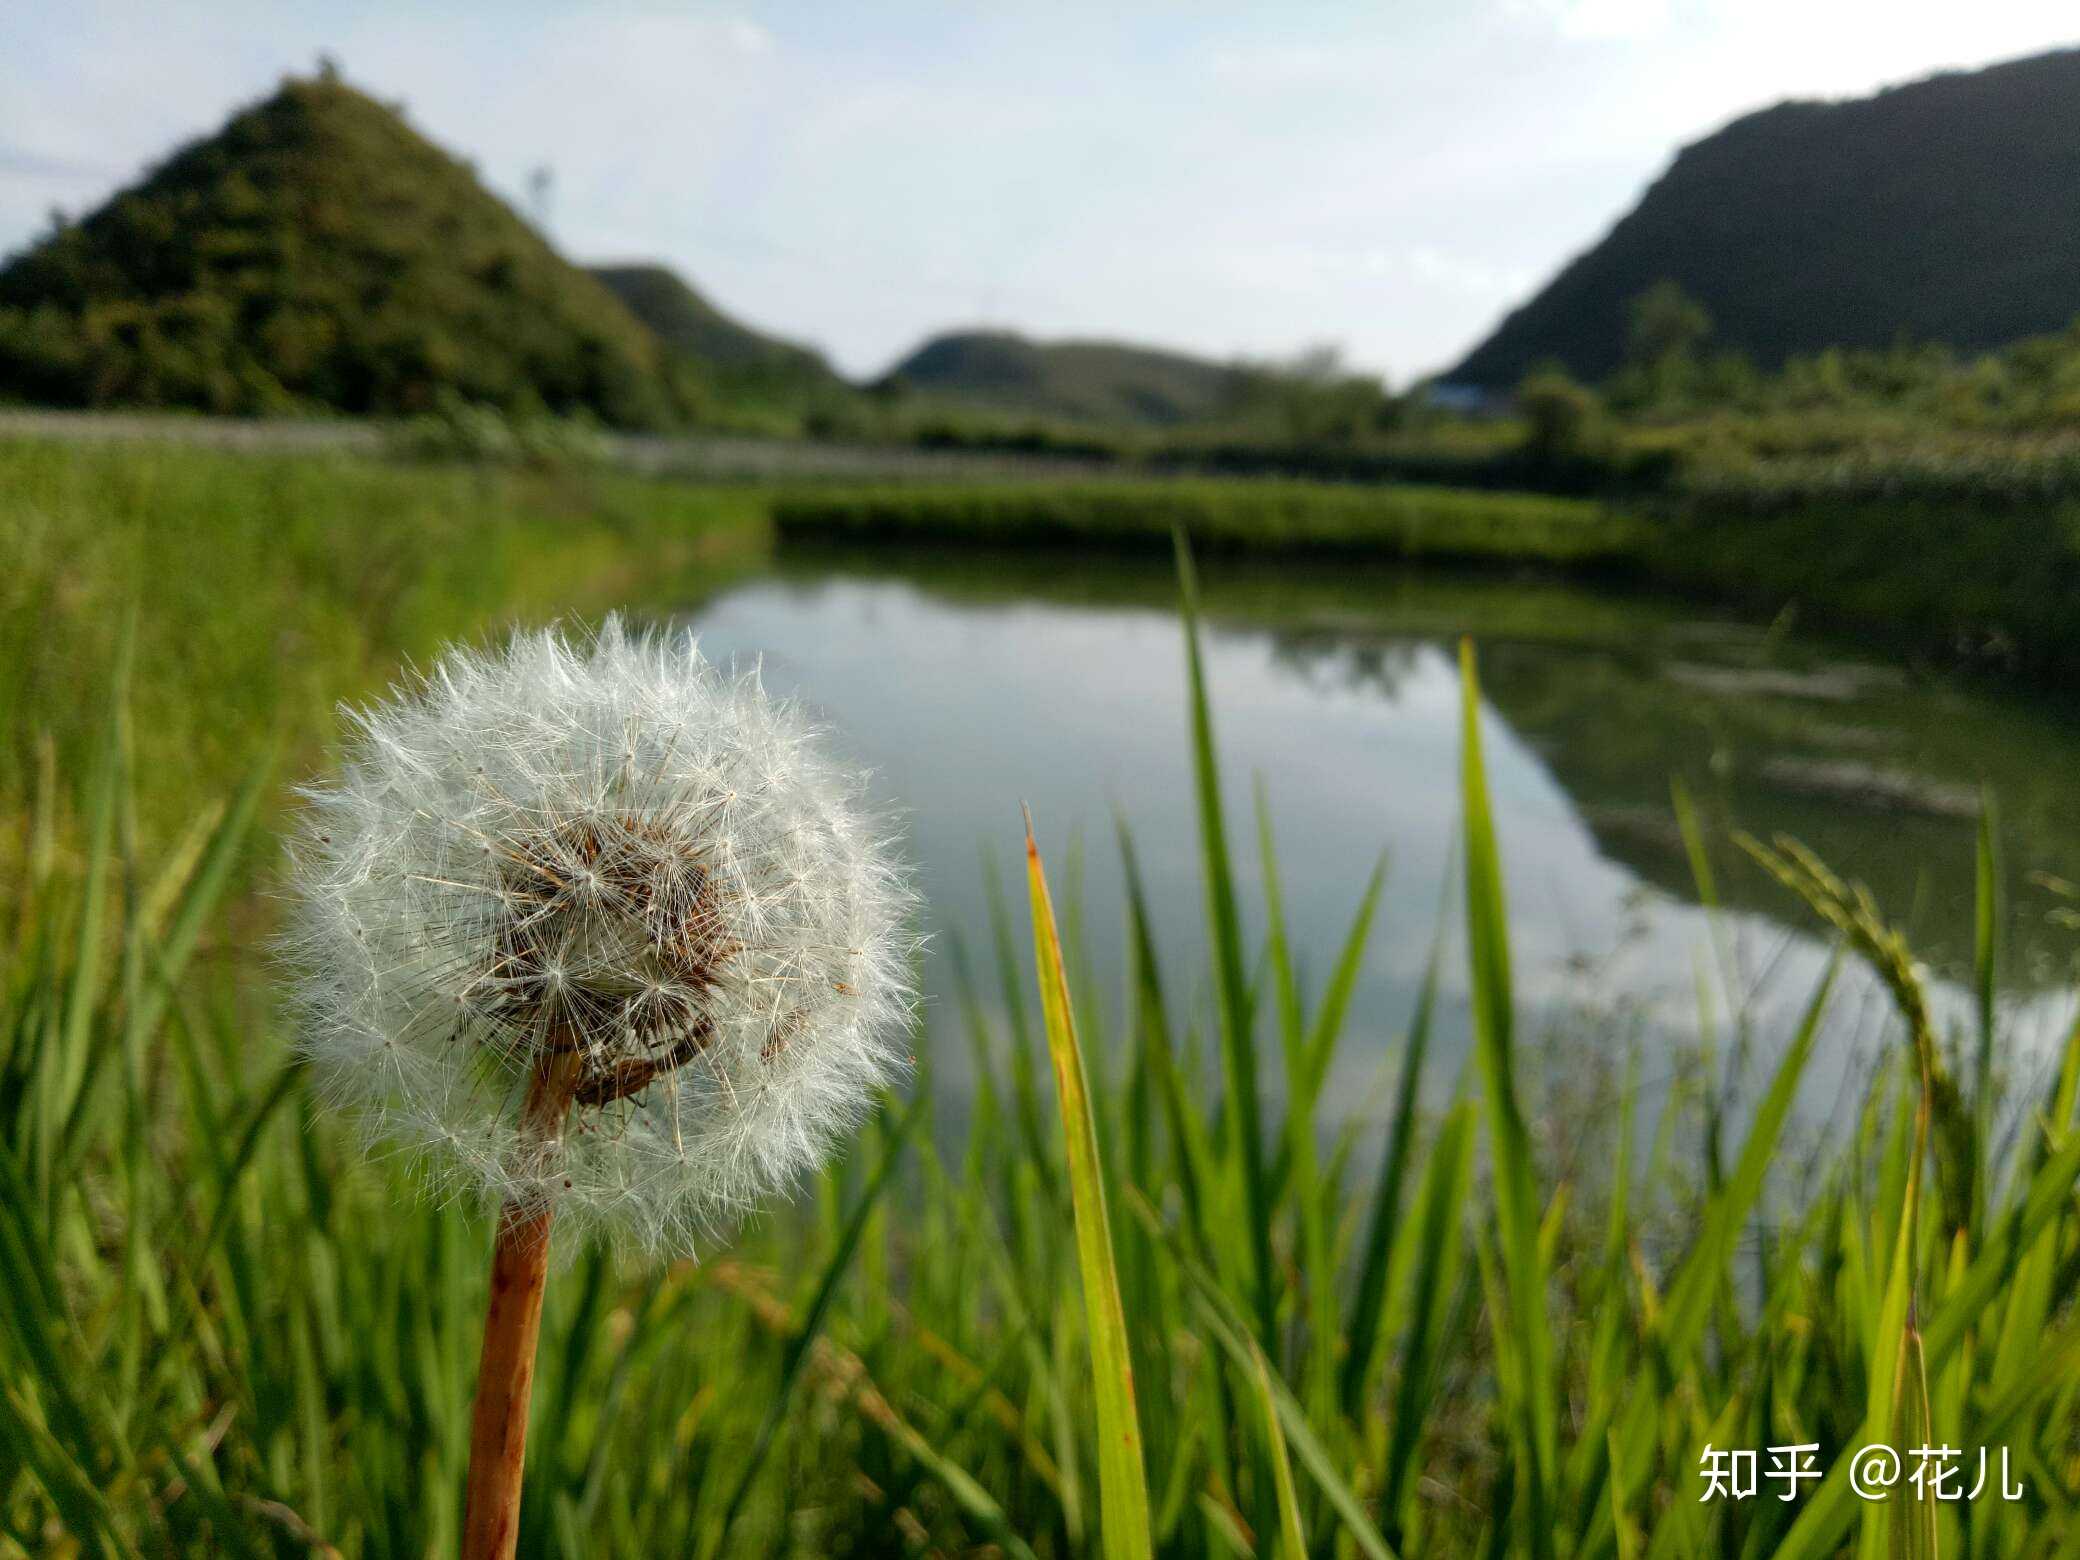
left=677, top=544, right=2080, bottom=1115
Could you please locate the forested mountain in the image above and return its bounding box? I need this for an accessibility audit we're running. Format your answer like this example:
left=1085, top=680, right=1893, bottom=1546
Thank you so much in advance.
left=1450, top=48, right=2080, bottom=388
left=886, top=330, right=1251, bottom=427
left=0, top=73, right=690, bottom=425
left=586, top=263, right=842, bottom=402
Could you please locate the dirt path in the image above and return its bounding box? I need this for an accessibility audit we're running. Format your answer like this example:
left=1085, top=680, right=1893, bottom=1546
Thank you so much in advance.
left=0, top=408, right=1105, bottom=483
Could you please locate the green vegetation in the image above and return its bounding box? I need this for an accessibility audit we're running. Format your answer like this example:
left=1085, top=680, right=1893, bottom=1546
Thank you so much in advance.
left=1644, top=487, right=2080, bottom=682
left=1548, top=301, right=2080, bottom=452
left=6, top=518, right=2079, bottom=1552
left=774, top=478, right=1640, bottom=564
left=885, top=330, right=1257, bottom=428
left=586, top=263, right=849, bottom=424
left=383, top=390, right=615, bottom=468
left=0, top=437, right=1663, bottom=882
left=0, top=437, right=768, bottom=875
left=867, top=306, right=2080, bottom=524
left=1450, top=47, right=2080, bottom=386
left=1513, top=363, right=1610, bottom=466
left=774, top=466, right=2080, bottom=688
left=878, top=336, right=1411, bottom=472
left=0, top=72, right=692, bottom=425
left=2, top=40, right=2073, bottom=1544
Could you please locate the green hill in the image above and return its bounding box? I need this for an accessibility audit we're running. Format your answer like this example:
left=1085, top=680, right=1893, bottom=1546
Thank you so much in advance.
left=886, top=330, right=1250, bottom=427
left=1450, top=47, right=2080, bottom=389
left=0, top=72, right=689, bottom=426
left=586, top=263, right=841, bottom=401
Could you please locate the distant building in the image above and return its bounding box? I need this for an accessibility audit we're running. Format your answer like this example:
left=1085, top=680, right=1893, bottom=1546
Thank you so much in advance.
left=1418, top=382, right=1506, bottom=418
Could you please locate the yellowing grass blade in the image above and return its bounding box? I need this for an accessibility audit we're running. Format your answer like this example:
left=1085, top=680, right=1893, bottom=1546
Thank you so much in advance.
left=1247, top=1336, right=1308, bottom=1560
left=1025, top=810, right=1153, bottom=1560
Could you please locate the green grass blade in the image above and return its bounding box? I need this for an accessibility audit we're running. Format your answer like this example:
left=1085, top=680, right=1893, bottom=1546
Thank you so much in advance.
left=1380, top=1099, right=1475, bottom=1542
left=1254, top=783, right=1337, bottom=1418
left=1457, top=637, right=1556, bottom=1551
left=1660, top=955, right=1837, bottom=1358
left=985, top=848, right=1060, bottom=1205
left=1144, top=1203, right=1398, bottom=1560
left=1972, top=791, right=2001, bottom=1228
left=126, top=751, right=273, bottom=1049
left=1341, top=920, right=1442, bottom=1418
left=708, top=1092, right=924, bottom=1556
left=1302, top=851, right=1388, bottom=1106
left=1026, top=813, right=1153, bottom=1560
left=897, top=1423, right=1047, bottom=1560
left=1769, top=1123, right=2080, bottom=1560
left=1117, top=819, right=1215, bottom=1259
left=1974, top=792, right=2000, bottom=1110
left=48, top=623, right=130, bottom=1177
left=1245, top=1333, right=1308, bottom=1560
left=1175, top=530, right=1275, bottom=1348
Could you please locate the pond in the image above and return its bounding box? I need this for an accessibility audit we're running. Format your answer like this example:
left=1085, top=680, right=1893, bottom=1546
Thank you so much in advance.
left=681, top=543, right=2080, bottom=1122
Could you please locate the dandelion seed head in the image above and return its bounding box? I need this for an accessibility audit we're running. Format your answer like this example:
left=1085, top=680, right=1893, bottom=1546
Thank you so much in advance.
left=278, top=617, right=917, bottom=1255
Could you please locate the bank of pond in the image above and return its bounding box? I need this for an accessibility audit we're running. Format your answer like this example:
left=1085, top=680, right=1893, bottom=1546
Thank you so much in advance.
left=774, top=477, right=2080, bottom=688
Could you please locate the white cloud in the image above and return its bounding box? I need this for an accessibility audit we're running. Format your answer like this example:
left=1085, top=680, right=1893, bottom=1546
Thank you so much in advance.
left=1406, top=246, right=1540, bottom=301
left=1200, top=40, right=1385, bottom=89
left=1503, top=0, right=1677, bottom=41
left=725, top=16, right=774, bottom=56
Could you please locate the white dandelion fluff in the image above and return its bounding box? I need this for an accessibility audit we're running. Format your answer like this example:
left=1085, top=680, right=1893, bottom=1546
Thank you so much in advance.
left=279, top=616, right=917, bottom=1255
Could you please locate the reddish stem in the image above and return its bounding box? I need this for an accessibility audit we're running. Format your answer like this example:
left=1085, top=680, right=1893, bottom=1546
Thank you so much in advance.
left=461, top=1050, right=578, bottom=1560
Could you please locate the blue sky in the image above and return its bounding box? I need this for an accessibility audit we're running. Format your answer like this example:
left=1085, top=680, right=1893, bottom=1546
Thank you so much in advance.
left=3, top=1, right=2074, bottom=381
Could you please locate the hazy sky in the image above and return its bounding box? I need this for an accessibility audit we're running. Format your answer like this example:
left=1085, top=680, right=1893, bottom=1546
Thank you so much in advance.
left=3, top=2, right=2074, bottom=381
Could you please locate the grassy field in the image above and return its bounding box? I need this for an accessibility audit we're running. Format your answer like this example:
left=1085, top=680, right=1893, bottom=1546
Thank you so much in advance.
left=0, top=438, right=770, bottom=878
left=773, top=479, right=1642, bottom=567
left=5, top=438, right=2080, bottom=1555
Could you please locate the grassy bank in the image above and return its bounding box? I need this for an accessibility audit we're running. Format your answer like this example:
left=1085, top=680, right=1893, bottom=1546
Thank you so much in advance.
left=4, top=438, right=2078, bottom=1553
left=0, top=438, right=771, bottom=871
left=1646, top=487, right=2080, bottom=682
left=778, top=473, right=2080, bottom=689
left=5, top=571, right=2077, bottom=1555
left=773, top=479, right=1643, bottom=567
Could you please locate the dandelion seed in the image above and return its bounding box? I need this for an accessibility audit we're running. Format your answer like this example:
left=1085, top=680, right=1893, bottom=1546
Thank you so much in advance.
left=277, top=616, right=916, bottom=1559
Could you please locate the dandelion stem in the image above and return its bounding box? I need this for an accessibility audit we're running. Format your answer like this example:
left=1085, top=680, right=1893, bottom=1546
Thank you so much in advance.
left=461, top=1041, right=580, bottom=1560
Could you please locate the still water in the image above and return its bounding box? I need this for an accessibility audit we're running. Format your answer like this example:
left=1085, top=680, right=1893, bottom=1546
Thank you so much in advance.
left=683, top=545, right=2080, bottom=1117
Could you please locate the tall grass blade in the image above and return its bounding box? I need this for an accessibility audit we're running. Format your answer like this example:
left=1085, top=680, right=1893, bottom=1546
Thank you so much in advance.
left=1174, top=531, right=1275, bottom=1348
left=1025, top=812, right=1153, bottom=1560
left=1972, top=792, right=2001, bottom=1228
left=1117, top=821, right=1215, bottom=1258
left=1139, top=1196, right=1398, bottom=1560
left=47, top=625, right=130, bottom=1184
left=1770, top=1123, right=2080, bottom=1560
left=708, top=1092, right=924, bottom=1556
left=1254, top=784, right=1336, bottom=1419
left=1973, top=793, right=2000, bottom=1111
left=1301, top=852, right=1388, bottom=1109
left=1341, top=922, right=1441, bottom=1418
left=1245, top=1334, right=1308, bottom=1560
left=1456, top=638, right=1556, bottom=1553
left=127, top=752, right=272, bottom=1049
left=1380, top=1099, right=1475, bottom=1544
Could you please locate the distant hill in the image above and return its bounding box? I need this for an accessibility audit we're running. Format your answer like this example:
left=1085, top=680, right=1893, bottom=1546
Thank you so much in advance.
left=0, top=73, right=688, bottom=425
left=1450, top=48, right=2080, bottom=389
left=587, top=263, right=841, bottom=400
left=887, top=330, right=1249, bottom=427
